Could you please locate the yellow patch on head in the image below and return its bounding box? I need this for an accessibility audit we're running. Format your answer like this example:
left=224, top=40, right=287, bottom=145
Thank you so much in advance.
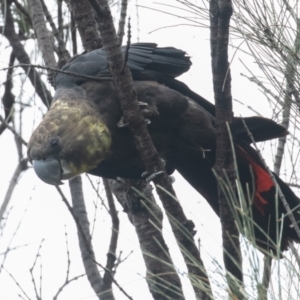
left=77, top=134, right=84, bottom=141
left=29, top=98, right=113, bottom=179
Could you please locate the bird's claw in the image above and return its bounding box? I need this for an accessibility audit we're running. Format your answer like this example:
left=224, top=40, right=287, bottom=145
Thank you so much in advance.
left=117, top=101, right=157, bottom=128
left=117, top=117, right=128, bottom=128
left=141, top=165, right=174, bottom=183
left=117, top=116, right=150, bottom=127
left=137, top=101, right=148, bottom=108
left=142, top=170, right=164, bottom=182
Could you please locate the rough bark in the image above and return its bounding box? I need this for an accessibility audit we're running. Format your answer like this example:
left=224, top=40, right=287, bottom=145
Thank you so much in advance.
left=1, top=0, right=52, bottom=107
left=23, top=1, right=116, bottom=298
left=209, top=0, right=243, bottom=293
left=27, top=0, right=56, bottom=69
left=69, top=177, right=115, bottom=300
left=66, top=0, right=102, bottom=51
left=117, top=0, right=127, bottom=45
left=0, top=51, right=15, bottom=134
left=40, top=0, right=70, bottom=60
left=102, top=179, right=119, bottom=291
left=109, top=179, right=185, bottom=300
left=88, top=1, right=212, bottom=299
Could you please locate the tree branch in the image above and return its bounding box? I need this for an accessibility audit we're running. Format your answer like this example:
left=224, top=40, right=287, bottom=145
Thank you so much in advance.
left=117, top=0, right=127, bottom=45
left=1, top=0, right=52, bottom=106
left=109, top=178, right=185, bottom=300
left=209, top=0, right=243, bottom=293
left=39, top=0, right=70, bottom=60
left=89, top=0, right=212, bottom=299
left=102, top=179, right=119, bottom=291
left=68, top=176, right=115, bottom=300
left=66, top=0, right=102, bottom=51
left=27, top=0, right=56, bottom=69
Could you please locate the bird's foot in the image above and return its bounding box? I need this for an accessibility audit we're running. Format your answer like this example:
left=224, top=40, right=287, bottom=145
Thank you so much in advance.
left=138, top=101, right=159, bottom=119
left=142, top=171, right=175, bottom=184
left=141, top=158, right=174, bottom=183
left=117, top=117, right=128, bottom=128
left=137, top=101, right=148, bottom=108
left=117, top=116, right=151, bottom=128
left=117, top=101, right=158, bottom=128
left=142, top=170, right=164, bottom=183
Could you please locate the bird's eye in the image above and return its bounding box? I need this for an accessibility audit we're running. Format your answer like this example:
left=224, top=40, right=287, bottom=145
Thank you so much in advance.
left=50, top=139, right=59, bottom=149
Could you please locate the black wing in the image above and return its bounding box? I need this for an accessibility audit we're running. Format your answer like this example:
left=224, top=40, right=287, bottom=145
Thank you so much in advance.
left=53, top=43, right=216, bottom=115
left=53, top=43, right=287, bottom=142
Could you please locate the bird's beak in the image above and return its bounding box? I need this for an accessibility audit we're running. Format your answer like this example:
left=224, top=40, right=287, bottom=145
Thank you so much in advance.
left=32, top=158, right=64, bottom=185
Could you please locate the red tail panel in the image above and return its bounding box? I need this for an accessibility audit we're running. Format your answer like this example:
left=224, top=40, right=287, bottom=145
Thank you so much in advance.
left=237, top=146, right=274, bottom=215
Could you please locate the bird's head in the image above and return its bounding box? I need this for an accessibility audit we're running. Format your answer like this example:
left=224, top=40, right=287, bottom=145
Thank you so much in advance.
left=28, top=99, right=112, bottom=185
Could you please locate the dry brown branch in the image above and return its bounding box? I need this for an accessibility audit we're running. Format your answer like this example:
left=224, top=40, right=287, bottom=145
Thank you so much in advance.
left=12, top=0, right=33, bottom=27
left=27, top=0, right=56, bottom=69
left=117, top=0, right=127, bottom=45
left=1, top=1, right=52, bottom=106
left=102, top=179, right=119, bottom=289
left=0, top=50, right=15, bottom=135
left=52, top=226, right=86, bottom=300
left=29, top=239, right=44, bottom=300
left=88, top=0, right=212, bottom=298
left=86, top=175, right=109, bottom=212
left=40, top=0, right=70, bottom=60
left=26, top=1, right=118, bottom=298
left=209, top=0, right=243, bottom=291
left=3, top=267, right=31, bottom=300
left=56, top=182, right=132, bottom=300
left=0, top=200, right=31, bottom=276
left=52, top=274, right=86, bottom=300
left=66, top=0, right=102, bottom=51
left=108, top=178, right=185, bottom=299
left=0, top=159, right=28, bottom=221
left=68, top=176, right=114, bottom=299
left=1, top=64, right=112, bottom=82
left=0, top=115, right=27, bottom=146
left=88, top=256, right=133, bottom=300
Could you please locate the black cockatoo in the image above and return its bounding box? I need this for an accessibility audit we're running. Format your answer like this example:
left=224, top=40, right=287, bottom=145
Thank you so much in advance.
left=28, top=43, right=300, bottom=253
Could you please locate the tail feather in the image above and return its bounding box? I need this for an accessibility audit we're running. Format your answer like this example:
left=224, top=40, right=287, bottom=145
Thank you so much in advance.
left=175, top=140, right=300, bottom=252
left=236, top=142, right=300, bottom=250
left=234, top=117, right=288, bottom=143
left=236, top=145, right=273, bottom=215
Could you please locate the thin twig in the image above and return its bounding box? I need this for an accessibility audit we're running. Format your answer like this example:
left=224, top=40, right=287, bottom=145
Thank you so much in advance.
left=102, top=179, right=120, bottom=288
left=29, top=239, right=44, bottom=300
left=88, top=255, right=134, bottom=300
left=53, top=274, right=85, bottom=300
left=0, top=159, right=28, bottom=221
left=4, top=267, right=31, bottom=300
left=0, top=115, right=27, bottom=146
left=55, top=185, right=132, bottom=300
left=1, top=64, right=112, bottom=83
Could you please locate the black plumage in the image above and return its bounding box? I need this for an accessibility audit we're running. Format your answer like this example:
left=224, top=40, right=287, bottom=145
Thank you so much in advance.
left=28, top=43, right=300, bottom=253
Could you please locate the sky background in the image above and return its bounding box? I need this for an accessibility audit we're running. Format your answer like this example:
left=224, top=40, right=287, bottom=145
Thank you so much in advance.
left=0, top=1, right=298, bottom=299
